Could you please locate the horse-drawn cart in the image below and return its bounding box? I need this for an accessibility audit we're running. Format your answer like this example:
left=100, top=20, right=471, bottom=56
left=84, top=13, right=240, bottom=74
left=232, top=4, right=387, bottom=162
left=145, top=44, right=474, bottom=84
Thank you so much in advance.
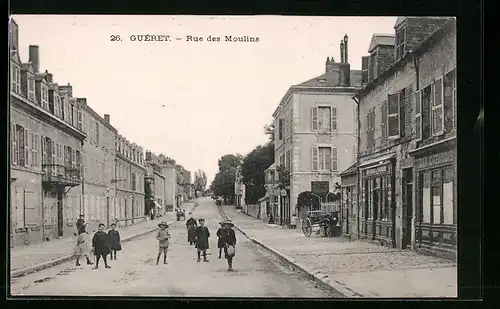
left=301, top=210, right=340, bottom=237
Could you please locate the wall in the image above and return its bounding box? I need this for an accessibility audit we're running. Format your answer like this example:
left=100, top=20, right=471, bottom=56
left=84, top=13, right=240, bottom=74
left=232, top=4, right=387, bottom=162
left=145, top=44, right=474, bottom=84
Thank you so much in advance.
left=154, top=172, right=166, bottom=209
left=162, top=165, right=176, bottom=209
left=245, top=204, right=260, bottom=219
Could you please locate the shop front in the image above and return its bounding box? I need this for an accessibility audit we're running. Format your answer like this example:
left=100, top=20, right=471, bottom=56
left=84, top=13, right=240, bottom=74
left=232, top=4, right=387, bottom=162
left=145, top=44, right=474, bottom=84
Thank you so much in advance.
left=410, top=142, right=456, bottom=260
left=340, top=163, right=358, bottom=238
left=359, top=154, right=396, bottom=248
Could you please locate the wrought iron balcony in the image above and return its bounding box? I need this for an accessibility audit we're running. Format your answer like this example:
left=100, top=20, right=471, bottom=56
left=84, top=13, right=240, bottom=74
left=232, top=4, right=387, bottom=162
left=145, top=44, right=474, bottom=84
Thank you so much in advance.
left=42, top=164, right=81, bottom=187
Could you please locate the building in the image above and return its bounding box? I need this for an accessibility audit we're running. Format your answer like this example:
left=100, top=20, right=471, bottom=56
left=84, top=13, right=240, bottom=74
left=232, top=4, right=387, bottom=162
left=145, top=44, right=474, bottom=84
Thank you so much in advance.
left=339, top=162, right=358, bottom=238
left=175, top=165, right=191, bottom=206
left=157, top=154, right=177, bottom=212
left=10, top=19, right=86, bottom=245
left=80, top=100, right=117, bottom=229
left=145, top=151, right=166, bottom=216
left=263, top=163, right=279, bottom=222
left=272, top=35, right=362, bottom=226
left=234, top=166, right=246, bottom=211
left=115, top=135, right=146, bottom=226
left=353, top=17, right=454, bottom=257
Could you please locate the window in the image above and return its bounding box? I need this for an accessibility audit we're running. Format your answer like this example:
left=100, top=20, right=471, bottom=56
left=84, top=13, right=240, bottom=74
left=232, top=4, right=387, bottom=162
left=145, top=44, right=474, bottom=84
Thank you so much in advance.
left=285, top=150, right=291, bottom=172
left=11, top=124, right=17, bottom=165
left=61, top=98, right=67, bottom=120
left=417, top=166, right=455, bottom=225
left=366, top=108, right=376, bottom=149
left=95, top=122, right=100, bottom=144
left=380, top=101, right=388, bottom=143
left=399, top=88, right=406, bottom=138
left=415, top=90, right=422, bottom=141
left=30, top=132, right=40, bottom=168
left=41, top=84, right=49, bottom=110
left=421, top=86, right=432, bottom=140
left=369, top=52, right=378, bottom=82
left=131, top=172, right=137, bottom=191
left=395, top=27, right=406, bottom=61
left=15, top=125, right=28, bottom=167
left=443, top=69, right=456, bottom=132
left=388, top=93, right=400, bottom=139
left=278, top=118, right=284, bottom=140
left=68, top=103, right=73, bottom=124
left=77, top=110, right=83, bottom=130
left=431, top=170, right=442, bottom=224
left=53, top=94, right=60, bottom=117
left=431, top=78, right=444, bottom=136
left=312, top=146, right=332, bottom=171
left=11, top=64, right=21, bottom=94
left=27, top=76, right=36, bottom=101
left=312, top=106, right=337, bottom=132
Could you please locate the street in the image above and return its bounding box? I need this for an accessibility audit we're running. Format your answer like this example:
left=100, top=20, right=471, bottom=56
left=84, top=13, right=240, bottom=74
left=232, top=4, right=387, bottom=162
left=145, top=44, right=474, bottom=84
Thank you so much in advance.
left=10, top=198, right=337, bottom=297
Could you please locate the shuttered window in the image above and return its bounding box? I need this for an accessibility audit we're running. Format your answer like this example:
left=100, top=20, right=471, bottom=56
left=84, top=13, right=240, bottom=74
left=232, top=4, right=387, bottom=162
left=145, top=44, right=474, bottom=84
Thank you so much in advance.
left=431, top=78, right=445, bottom=136
left=15, top=187, right=25, bottom=229
left=27, top=76, right=36, bottom=102
left=331, top=147, right=338, bottom=171
left=444, top=70, right=456, bottom=132
left=24, top=190, right=39, bottom=226
left=331, top=107, right=337, bottom=132
left=11, top=123, right=17, bottom=165
left=41, top=84, right=49, bottom=110
left=415, top=90, right=422, bottom=141
left=380, top=101, right=388, bottom=143
left=366, top=109, right=376, bottom=149
left=311, top=147, right=318, bottom=171
left=11, top=64, right=21, bottom=94
left=388, top=93, right=400, bottom=138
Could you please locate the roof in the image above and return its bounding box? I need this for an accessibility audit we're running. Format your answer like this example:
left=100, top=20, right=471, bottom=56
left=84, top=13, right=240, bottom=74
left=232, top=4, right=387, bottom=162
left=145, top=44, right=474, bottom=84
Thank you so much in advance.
left=297, top=68, right=363, bottom=88
left=354, top=18, right=455, bottom=99
left=368, top=34, right=395, bottom=53
left=340, top=162, right=358, bottom=177
left=394, top=17, right=407, bottom=28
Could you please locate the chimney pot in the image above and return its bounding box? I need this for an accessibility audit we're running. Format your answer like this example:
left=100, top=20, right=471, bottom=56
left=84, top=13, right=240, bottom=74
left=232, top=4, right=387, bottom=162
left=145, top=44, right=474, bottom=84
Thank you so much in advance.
left=45, top=71, right=53, bottom=83
left=344, top=35, right=349, bottom=63
left=29, top=45, right=40, bottom=73
left=340, top=40, right=345, bottom=63
left=104, top=114, right=110, bottom=123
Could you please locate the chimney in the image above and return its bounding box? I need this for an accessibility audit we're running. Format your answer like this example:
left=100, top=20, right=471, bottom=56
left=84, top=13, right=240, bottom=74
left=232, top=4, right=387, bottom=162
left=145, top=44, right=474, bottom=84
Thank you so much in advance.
left=9, top=19, right=19, bottom=51
left=343, top=34, right=349, bottom=63
left=339, top=62, right=351, bottom=87
left=45, top=70, right=53, bottom=83
left=104, top=114, right=110, bottom=123
left=76, top=97, right=87, bottom=106
left=60, top=83, right=73, bottom=97
left=29, top=45, right=40, bottom=73
left=340, top=41, right=345, bottom=63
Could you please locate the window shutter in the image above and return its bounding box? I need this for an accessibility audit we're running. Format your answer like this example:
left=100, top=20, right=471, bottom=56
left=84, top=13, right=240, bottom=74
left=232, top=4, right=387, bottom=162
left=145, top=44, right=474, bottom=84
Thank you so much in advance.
left=51, top=140, right=56, bottom=176
left=311, top=106, right=318, bottom=131
left=71, top=148, right=76, bottom=169
left=311, top=147, right=318, bottom=171
left=381, top=101, right=388, bottom=143
left=24, top=128, right=30, bottom=167
left=415, top=90, right=422, bottom=141
left=331, top=107, right=337, bottom=132
left=77, top=110, right=83, bottom=130
left=388, top=93, right=400, bottom=139
left=432, top=78, right=444, bottom=136
left=41, top=137, right=46, bottom=165
left=331, top=147, right=338, bottom=171
left=366, top=113, right=371, bottom=148
left=11, top=124, right=17, bottom=165
left=24, top=190, right=38, bottom=226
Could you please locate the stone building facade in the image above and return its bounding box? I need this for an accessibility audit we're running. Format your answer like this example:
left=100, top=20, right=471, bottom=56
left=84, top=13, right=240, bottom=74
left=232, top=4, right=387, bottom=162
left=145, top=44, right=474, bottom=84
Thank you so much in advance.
left=10, top=19, right=86, bottom=245
left=272, top=35, right=362, bottom=226
left=81, top=101, right=117, bottom=230
left=145, top=151, right=166, bottom=216
left=115, top=135, right=146, bottom=226
left=175, top=165, right=191, bottom=206
left=353, top=17, right=455, bottom=259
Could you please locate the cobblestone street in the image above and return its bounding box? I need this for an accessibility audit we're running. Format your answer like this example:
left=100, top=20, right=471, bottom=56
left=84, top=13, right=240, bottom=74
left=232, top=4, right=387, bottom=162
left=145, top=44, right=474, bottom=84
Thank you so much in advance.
left=222, top=204, right=457, bottom=298
left=10, top=199, right=338, bottom=297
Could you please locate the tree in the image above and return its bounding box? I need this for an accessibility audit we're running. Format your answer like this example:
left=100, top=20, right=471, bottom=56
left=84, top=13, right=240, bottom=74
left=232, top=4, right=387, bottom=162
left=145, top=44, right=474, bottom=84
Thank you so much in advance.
left=210, top=154, right=242, bottom=203
left=218, top=154, right=243, bottom=172
left=193, top=169, right=207, bottom=196
left=264, top=120, right=275, bottom=143
left=240, top=143, right=274, bottom=205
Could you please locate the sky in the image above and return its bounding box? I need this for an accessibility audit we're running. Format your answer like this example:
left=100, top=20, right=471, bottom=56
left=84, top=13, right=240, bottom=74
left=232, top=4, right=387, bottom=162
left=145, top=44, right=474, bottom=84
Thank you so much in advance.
left=12, top=15, right=397, bottom=185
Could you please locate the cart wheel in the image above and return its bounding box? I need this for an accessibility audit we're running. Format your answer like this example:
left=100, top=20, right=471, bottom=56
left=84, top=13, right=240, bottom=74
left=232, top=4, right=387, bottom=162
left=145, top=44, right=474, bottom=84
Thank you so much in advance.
left=302, top=217, right=312, bottom=237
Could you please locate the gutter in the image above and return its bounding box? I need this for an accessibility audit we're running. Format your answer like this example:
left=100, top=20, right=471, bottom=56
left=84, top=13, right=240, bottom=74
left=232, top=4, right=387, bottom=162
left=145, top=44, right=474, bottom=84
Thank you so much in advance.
left=351, top=95, right=361, bottom=239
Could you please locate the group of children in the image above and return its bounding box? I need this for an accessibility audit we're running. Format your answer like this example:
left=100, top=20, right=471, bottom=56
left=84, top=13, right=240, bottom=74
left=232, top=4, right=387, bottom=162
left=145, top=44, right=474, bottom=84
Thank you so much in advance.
left=74, top=222, right=122, bottom=270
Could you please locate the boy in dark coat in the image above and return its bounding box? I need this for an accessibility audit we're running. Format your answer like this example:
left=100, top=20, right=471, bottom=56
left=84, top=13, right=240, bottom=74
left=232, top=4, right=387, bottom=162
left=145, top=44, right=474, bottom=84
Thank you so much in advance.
left=186, top=213, right=197, bottom=245
left=216, top=222, right=226, bottom=259
left=220, top=220, right=237, bottom=271
left=195, top=218, right=210, bottom=262
left=107, top=223, right=122, bottom=260
left=75, top=215, right=85, bottom=236
left=92, top=223, right=111, bottom=269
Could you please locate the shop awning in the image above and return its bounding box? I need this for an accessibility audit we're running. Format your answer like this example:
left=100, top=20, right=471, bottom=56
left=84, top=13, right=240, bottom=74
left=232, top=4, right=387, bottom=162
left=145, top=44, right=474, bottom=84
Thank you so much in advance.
left=154, top=201, right=163, bottom=209
left=359, top=153, right=395, bottom=169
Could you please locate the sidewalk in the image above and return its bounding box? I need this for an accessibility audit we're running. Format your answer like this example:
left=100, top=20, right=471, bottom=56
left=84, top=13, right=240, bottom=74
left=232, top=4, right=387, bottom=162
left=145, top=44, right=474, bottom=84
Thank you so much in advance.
left=222, top=205, right=457, bottom=298
left=11, top=202, right=195, bottom=276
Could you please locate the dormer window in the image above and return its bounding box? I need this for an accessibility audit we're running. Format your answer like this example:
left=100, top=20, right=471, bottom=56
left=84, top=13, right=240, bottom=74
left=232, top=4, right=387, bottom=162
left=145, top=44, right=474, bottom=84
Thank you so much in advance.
left=395, top=27, right=407, bottom=61
left=54, top=93, right=62, bottom=118
left=27, top=76, right=36, bottom=101
left=41, top=84, right=49, bottom=110
left=11, top=63, right=21, bottom=94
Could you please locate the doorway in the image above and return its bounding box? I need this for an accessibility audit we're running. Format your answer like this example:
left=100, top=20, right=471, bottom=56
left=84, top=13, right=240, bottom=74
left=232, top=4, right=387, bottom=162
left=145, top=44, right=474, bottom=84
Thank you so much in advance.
left=402, top=168, right=413, bottom=249
left=372, top=181, right=379, bottom=240
left=57, top=191, right=64, bottom=237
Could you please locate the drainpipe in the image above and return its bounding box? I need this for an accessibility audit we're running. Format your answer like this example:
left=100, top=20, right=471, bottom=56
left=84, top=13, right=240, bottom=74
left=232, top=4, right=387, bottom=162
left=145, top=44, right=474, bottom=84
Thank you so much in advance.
left=410, top=50, right=419, bottom=250
left=351, top=95, right=361, bottom=239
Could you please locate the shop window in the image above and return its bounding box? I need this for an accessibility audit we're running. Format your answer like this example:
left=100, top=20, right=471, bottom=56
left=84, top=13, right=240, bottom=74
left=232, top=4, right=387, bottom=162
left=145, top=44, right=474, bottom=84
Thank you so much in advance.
left=443, top=167, right=455, bottom=224
left=431, top=170, right=443, bottom=224
left=417, top=166, right=455, bottom=225
left=422, top=171, right=431, bottom=223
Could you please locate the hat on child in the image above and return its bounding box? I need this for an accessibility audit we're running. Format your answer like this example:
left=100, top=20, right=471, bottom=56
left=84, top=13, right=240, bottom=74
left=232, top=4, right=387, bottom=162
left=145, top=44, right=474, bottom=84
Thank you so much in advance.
left=158, top=221, right=169, bottom=228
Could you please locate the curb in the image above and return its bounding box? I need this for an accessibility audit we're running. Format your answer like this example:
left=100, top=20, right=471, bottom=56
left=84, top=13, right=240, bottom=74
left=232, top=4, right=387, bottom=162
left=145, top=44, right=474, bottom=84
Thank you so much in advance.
left=11, top=203, right=197, bottom=279
left=217, top=205, right=363, bottom=298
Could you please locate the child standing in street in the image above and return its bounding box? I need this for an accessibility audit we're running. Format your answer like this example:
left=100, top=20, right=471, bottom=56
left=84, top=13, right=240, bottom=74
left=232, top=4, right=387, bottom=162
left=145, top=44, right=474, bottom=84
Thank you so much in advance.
left=92, top=223, right=111, bottom=270
left=195, top=218, right=210, bottom=262
left=216, top=222, right=225, bottom=259
left=156, top=221, right=171, bottom=265
left=290, top=214, right=298, bottom=229
left=74, top=224, right=94, bottom=267
left=107, top=223, right=122, bottom=260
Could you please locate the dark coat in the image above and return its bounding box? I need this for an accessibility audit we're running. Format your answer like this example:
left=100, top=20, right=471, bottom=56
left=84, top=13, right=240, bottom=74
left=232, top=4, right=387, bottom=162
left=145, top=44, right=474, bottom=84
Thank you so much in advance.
left=186, top=218, right=197, bottom=227
left=92, top=231, right=111, bottom=255
left=186, top=218, right=198, bottom=243
left=220, top=228, right=237, bottom=246
left=195, top=226, right=210, bottom=250
left=76, top=219, right=85, bottom=233
left=216, top=228, right=225, bottom=248
left=108, top=230, right=122, bottom=251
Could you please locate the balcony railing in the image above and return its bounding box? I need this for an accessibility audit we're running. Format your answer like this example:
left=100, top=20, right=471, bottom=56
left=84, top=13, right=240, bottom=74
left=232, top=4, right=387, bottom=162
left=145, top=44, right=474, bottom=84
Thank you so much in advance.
left=42, top=164, right=81, bottom=187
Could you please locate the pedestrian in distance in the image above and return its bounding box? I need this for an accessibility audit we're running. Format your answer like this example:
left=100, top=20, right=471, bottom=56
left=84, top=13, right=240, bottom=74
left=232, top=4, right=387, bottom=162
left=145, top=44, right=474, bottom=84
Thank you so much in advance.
left=220, top=220, right=237, bottom=271
left=74, top=225, right=94, bottom=267
left=75, top=214, right=85, bottom=236
left=290, top=213, right=298, bottom=229
left=92, top=223, right=111, bottom=270
left=216, top=222, right=226, bottom=259
left=108, top=223, right=122, bottom=260
left=156, top=221, right=171, bottom=265
left=186, top=213, right=197, bottom=245
left=195, top=218, right=210, bottom=262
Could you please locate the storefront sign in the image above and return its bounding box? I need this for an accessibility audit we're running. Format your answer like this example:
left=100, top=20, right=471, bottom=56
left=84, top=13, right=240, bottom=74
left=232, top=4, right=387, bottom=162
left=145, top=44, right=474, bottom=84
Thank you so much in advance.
left=363, top=164, right=389, bottom=178
left=415, top=150, right=455, bottom=171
